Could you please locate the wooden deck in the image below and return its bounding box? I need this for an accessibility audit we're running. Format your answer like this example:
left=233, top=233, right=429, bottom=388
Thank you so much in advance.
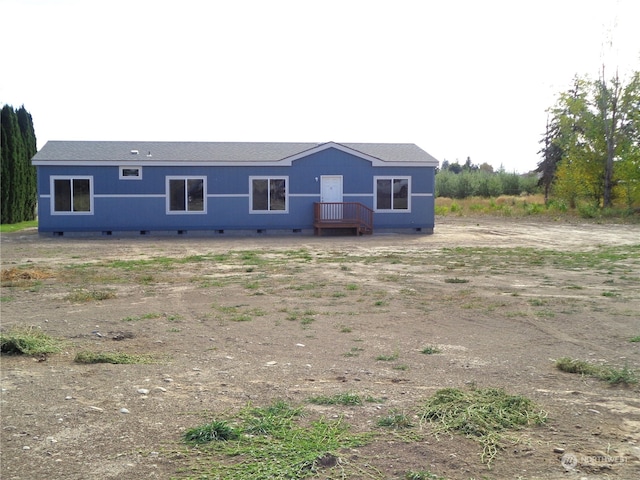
left=313, top=202, right=373, bottom=236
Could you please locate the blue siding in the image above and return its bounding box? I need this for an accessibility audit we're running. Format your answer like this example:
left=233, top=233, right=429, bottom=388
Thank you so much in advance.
left=36, top=148, right=435, bottom=234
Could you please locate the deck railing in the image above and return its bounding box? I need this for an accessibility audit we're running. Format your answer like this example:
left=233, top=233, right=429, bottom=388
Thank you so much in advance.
left=313, top=202, right=373, bottom=236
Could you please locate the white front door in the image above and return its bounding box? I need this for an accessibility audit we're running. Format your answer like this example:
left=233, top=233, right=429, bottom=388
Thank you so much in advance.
left=320, top=176, right=343, bottom=220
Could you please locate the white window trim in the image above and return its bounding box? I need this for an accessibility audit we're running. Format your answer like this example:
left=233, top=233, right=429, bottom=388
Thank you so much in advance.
left=165, top=176, right=207, bottom=214
left=119, top=166, right=142, bottom=180
left=374, top=176, right=411, bottom=212
left=249, top=176, right=289, bottom=214
left=50, top=175, right=94, bottom=215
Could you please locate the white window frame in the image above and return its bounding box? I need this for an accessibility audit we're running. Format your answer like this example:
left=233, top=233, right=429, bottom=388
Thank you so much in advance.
left=374, top=176, right=411, bottom=212
left=50, top=176, right=94, bottom=215
left=119, top=166, right=142, bottom=180
left=249, top=176, right=289, bottom=214
left=165, top=176, right=207, bottom=214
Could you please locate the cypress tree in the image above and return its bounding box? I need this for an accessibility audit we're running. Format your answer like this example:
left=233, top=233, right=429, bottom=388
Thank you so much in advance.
left=1, top=104, right=37, bottom=224
left=17, top=106, right=38, bottom=220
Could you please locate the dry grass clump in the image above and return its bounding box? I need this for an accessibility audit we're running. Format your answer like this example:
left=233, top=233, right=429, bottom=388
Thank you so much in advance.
left=1, top=267, right=54, bottom=282
left=420, top=387, right=547, bottom=465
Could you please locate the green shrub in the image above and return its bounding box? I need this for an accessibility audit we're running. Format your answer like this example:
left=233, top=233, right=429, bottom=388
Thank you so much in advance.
left=577, top=203, right=600, bottom=218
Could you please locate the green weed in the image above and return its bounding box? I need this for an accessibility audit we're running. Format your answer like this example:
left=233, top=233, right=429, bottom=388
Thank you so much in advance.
left=376, top=352, right=399, bottom=361
left=444, top=277, right=469, bottom=284
left=181, top=401, right=369, bottom=478
left=377, top=409, right=413, bottom=429
left=405, top=470, right=447, bottom=480
left=421, top=346, right=441, bottom=355
left=306, top=392, right=363, bottom=406
left=0, top=327, right=64, bottom=355
left=65, top=289, right=116, bottom=302
left=183, top=420, right=239, bottom=444
left=602, top=291, right=621, bottom=297
left=122, top=312, right=163, bottom=322
left=343, top=350, right=360, bottom=357
left=556, top=357, right=637, bottom=385
left=74, top=351, right=153, bottom=364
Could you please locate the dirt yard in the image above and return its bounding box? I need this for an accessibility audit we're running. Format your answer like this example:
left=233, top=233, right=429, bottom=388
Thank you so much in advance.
left=1, top=216, right=639, bottom=480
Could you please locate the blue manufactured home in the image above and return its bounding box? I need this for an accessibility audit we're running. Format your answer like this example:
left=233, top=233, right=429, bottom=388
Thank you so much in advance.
left=32, top=141, right=439, bottom=236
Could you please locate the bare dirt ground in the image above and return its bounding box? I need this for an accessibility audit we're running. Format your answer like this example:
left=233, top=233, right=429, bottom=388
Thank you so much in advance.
left=1, top=216, right=639, bottom=480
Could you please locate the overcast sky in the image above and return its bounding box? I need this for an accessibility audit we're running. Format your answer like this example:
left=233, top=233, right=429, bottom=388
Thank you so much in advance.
left=2, top=0, right=639, bottom=173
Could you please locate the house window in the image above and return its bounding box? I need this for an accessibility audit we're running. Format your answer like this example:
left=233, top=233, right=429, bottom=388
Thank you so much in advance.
left=119, top=166, right=142, bottom=180
left=250, top=177, right=288, bottom=213
left=166, top=176, right=206, bottom=213
left=51, top=176, right=93, bottom=214
left=375, top=177, right=410, bottom=211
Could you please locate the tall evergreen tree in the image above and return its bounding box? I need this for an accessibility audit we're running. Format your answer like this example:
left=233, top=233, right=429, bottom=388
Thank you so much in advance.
left=1, top=104, right=38, bottom=224
left=16, top=106, right=38, bottom=220
left=536, top=115, right=563, bottom=203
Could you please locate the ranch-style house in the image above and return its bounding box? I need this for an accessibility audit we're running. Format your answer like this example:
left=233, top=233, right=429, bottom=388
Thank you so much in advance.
left=31, top=141, right=439, bottom=236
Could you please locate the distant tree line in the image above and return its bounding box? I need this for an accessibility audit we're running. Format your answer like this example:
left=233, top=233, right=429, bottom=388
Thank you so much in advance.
left=1, top=105, right=38, bottom=224
left=537, top=69, right=640, bottom=210
left=436, top=157, right=539, bottom=199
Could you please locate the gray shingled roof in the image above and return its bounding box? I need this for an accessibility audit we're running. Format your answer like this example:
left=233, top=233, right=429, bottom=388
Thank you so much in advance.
left=32, top=141, right=439, bottom=165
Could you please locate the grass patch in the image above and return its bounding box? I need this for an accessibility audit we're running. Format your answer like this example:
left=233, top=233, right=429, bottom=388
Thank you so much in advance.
left=630, top=336, right=640, bottom=343
left=181, top=400, right=369, bottom=478
left=405, top=471, right=447, bottom=480
left=555, top=357, right=637, bottom=385
left=393, top=364, right=409, bottom=371
left=376, top=352, right=399, bottom=361
left=421, top=346, right=441, bottom=355
left=528, top=298, right=546, bottom=306
left=343, top=347, right=363, bottom=357
left=444, top=277, right=469, bottom=284
left=306, top=392, right=363, bottom=406
left=601, top=290, right=621, bottom=297
left=74, top=350, right=153, bottom=364
left=0, top=220, right=38, bottom=233
left=377, top=409, right=413, bottom=429
left=420, top=387, right=547, bottom=466
left=0, top=327, right=64, bottom=355
left=122, top=312, right=164, bottom=322
left=65, top=289, right=116, bottom=302
left=183, top=420, right=239, bottom=444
